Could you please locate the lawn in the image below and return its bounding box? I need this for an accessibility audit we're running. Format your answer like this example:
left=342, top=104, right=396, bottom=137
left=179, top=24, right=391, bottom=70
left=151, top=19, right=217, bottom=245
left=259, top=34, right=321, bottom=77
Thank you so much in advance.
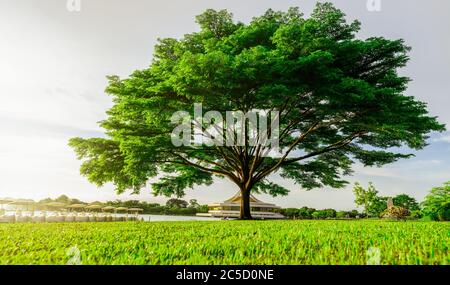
left=0, top=220, right=448, bottom=265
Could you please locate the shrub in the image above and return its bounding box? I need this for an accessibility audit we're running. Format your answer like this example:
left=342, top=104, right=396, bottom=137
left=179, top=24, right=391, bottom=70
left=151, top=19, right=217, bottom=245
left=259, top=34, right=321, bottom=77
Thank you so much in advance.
left=381, top=206, right=410, bottom=220
left=409, top=210, right=422, bottom=219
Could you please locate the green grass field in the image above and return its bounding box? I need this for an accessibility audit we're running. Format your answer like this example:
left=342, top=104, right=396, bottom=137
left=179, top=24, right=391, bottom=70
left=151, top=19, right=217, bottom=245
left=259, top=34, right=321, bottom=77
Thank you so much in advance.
left=0, top=220, right=448, bottom=265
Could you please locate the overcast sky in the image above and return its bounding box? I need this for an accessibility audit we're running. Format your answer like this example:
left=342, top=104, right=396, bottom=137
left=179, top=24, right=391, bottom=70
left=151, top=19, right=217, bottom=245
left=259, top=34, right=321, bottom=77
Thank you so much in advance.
left=0, top=0, right=449, bottom=210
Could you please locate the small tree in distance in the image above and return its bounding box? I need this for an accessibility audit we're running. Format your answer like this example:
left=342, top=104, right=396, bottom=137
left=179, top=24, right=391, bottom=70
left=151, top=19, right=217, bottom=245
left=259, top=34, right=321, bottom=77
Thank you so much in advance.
left=353, top=182, right=379, bottom=217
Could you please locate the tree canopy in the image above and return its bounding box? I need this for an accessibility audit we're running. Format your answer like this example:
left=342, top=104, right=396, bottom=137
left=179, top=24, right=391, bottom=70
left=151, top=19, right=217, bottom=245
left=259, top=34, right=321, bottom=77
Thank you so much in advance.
left=69, top=3, right=445, bottom=219
left=166, top=198, right=189, bottom=208
left=352, top=182, right=386, bottom=217
left=421, top=181, right=450, bottom=221
left=393, top=194, right=419, bottom=211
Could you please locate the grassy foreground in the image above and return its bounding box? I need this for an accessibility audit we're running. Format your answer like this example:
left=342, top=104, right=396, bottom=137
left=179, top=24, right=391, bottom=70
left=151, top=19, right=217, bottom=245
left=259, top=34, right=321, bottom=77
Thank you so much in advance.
left=0, top=220, right=448, bottom=265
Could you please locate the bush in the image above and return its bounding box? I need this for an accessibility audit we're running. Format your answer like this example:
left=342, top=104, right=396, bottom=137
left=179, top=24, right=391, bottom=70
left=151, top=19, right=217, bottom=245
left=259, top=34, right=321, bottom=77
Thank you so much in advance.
left=420, top=215, right=434, bottom=222
left=381, top=206, right=410, bottom=220
left=409, top=210, right=423, bottom=220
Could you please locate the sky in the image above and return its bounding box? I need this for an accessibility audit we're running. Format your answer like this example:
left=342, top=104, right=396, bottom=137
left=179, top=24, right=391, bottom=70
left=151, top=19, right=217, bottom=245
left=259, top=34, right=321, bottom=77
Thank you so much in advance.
left=0, top=0, right=449, bottom=210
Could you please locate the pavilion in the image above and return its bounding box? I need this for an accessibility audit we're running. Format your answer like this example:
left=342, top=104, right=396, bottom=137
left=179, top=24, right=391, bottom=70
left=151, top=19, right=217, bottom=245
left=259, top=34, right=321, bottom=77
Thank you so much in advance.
left=197, top=192, right=284, bottom=219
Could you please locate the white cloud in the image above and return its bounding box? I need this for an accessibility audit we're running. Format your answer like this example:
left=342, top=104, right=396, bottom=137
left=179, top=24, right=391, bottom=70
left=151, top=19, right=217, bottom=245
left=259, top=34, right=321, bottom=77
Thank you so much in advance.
left=354, top=165, right=401, bottom=179
left=434, top=135, right=450, bottom=143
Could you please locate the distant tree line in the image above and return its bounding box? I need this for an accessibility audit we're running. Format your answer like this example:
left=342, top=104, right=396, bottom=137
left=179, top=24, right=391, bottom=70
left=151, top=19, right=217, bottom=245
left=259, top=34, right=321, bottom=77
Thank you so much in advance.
left=281, top=181, right=449, bottom=221
left=38, top=181, right=448, bottom=220
left=280, top=207, right=361, bottom=220
left=38, top=196, right=209, bottom=216
left=105, top=198, right=209, bottom=216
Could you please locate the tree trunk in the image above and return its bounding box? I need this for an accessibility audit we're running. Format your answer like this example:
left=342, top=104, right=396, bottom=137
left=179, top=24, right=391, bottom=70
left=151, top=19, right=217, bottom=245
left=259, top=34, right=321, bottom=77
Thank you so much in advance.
left=239, top=187, right=252, bottom=220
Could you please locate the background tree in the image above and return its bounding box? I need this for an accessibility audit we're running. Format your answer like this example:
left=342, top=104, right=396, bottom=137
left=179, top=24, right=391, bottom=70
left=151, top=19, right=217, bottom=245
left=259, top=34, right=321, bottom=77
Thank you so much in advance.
left=353, top=182, right=391, bottom=217
left=69, top=3, right=444, bottom=219
left=368, top=196, right=388, bottom=217
left=298, top=207, right=316, bottom=219
left=349, top=210, right=359, bottom=218
left=353, top=182, right=380, bottom=217
left=166, top=198, right=189, bottom=209
left=196, top=204, right=210, bottom=214
left=311, top=211, right=322, bottom=220
left=323, top=209, right=337, bottom=219
left=283, top=208, right=300, bottom=218
left=393, top=194, right=420, bottom=211
left=336, top=211, right=348, bottom=219
left=421, top=181, right=450, bottom=221
left=188, top=199, right=201, bottom=208
left=55, top=195, right=71, bottom=204
left=38, top=198, right=53, bottom=204
left=70, top=198, right=86, bottom=205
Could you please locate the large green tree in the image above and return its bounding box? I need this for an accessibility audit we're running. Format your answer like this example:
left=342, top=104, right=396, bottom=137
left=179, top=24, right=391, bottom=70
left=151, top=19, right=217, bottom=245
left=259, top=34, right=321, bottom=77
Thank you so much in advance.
left=69, top=3, right=444, bottom=219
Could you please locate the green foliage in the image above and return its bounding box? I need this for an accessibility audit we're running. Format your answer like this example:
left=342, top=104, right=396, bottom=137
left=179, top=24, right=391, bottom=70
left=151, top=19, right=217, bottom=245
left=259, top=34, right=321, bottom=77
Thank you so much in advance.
left=188, top=199, right=200, bottom=208
left=336, top=211, right=350, bottom=219
left=369, top=196, right=388, bottom=218
left=298, top=207, right=316, bottom=219
left=283, top=208, right=300, bottom=218
left=196, top=204, right=210, bottom=213
left=282, top=207, right=340, bottom=219
left=393, top=194, right=420, bottom=211
left=320, top=209, right=337, bottom=219
left=421, top=182, right=450, bottom=221
left=55, top=195, right=71, bottom=204
left=166, top=198, right=189, bottom=208
left=166, top=207, right=197, bottom=216
left=353, top=183, right=424, bottom=218
left=348, top=210, right=360, bottom=218
left=0, top=221, right=448, bottom=264
left=310, top=209, right=336, bottom=219
left=409, top=210, right=423, bottom=219
left=353, top=182, right=386, bottom=217
left=69, top=3, right=445, bottom=218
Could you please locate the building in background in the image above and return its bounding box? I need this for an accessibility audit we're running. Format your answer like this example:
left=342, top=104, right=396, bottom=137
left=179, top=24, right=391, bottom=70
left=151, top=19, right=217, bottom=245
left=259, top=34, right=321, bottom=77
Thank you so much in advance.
left=197, top=192, right=284, bottom=219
